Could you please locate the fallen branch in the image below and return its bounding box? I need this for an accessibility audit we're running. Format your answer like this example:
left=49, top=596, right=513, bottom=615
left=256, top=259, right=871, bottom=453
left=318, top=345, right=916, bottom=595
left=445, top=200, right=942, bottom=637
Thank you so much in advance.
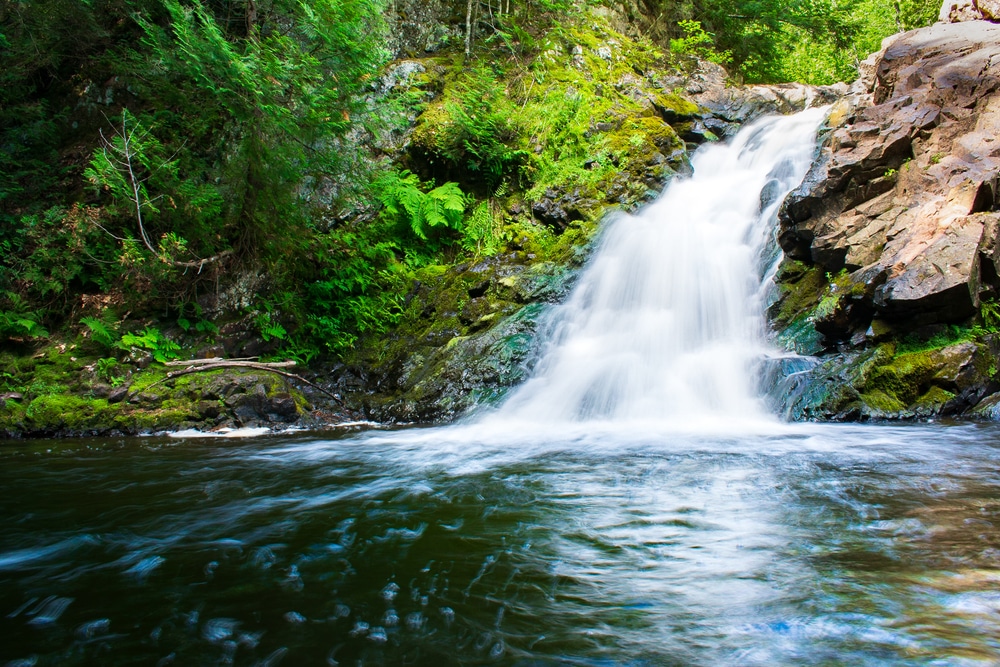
left=130, top=360, right=344, bottom=405
left=165, top=357, right=270, bottom=366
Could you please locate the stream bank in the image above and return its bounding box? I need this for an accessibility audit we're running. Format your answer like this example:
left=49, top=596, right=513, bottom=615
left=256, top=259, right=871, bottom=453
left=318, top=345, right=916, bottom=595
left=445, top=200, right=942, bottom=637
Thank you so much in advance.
left=5, top=5, right=999, bottom=435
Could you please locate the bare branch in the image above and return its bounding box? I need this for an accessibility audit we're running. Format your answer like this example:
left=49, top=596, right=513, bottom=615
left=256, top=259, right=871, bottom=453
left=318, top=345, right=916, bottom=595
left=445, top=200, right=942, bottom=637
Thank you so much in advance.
left=132, top=360, right=344, bottom=405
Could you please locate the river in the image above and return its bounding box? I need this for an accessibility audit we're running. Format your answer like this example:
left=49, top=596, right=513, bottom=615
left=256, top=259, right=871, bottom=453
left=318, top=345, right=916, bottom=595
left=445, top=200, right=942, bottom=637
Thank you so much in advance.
left=3, top=424, right=1000, bottom=665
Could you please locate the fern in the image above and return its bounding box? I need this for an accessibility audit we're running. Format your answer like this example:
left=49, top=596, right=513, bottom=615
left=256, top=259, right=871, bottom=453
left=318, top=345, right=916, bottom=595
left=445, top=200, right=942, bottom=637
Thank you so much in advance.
left=0, top=311, right=48, bottom=339
left=0, top=291, right=49, bottom=340
left=463, top=199, right=504, bottom=257
left=255, top=312, right=288, bottom=342
left=117, top=327, right=181, bottom=363
left=982, top=299, right=1000, bottom=332
left=378, top=170, right=468, bottom=240
left=81, top=315, right=117, bottom=349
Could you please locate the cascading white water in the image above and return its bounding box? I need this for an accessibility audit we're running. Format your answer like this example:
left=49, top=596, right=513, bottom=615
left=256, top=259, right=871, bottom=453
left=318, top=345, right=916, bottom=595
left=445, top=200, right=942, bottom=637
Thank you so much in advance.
left=485, top=108, right=827, bottom=429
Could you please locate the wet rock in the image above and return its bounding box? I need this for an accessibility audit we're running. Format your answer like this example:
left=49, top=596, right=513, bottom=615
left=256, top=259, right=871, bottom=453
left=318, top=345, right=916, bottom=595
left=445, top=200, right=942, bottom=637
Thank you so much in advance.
left=367, top=302, right=548, bottom=423
left=229, top=384, right=300, bottom=424
left=769, top=19, right=1000, bottom=422
left=682, top=58, right=846, bottom=138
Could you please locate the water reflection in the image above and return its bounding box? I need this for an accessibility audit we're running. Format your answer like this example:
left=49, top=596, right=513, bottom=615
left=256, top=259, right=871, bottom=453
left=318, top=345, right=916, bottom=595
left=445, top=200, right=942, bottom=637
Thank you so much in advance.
left=2, top=423, right=1000, bottom=665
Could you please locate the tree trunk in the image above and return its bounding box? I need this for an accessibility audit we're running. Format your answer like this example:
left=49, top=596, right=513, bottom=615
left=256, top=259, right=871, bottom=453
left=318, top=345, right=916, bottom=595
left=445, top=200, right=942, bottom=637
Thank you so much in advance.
left=465, top=0, right=473, bottom=58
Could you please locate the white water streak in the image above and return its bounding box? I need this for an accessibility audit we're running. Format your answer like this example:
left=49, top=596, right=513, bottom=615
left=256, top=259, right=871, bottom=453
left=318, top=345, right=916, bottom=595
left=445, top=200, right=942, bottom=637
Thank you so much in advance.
left=484, top=108, right=827, bottom=429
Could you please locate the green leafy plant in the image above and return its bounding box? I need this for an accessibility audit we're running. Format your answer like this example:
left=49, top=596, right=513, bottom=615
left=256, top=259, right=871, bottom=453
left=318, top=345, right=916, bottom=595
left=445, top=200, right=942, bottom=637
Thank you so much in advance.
left=981, top=299, right=1000, bottom=332
left=377, top=170, right=468, bottom=240
left=117, top=326, right=181, bottom=363
left=95, top=357, right=125, bottom=386
left=412, top=67, right=530, bottom=191
left=463, top=199, right=504, bottom=256
left=177, top=304, right=219, bottom=338
left=255, top=312, right=288, bottom=343
left=670, top=20, right=731, bottom=64
left=81, top=314, right=118, bottom=349
left=0, top=309, right=48, bottom=340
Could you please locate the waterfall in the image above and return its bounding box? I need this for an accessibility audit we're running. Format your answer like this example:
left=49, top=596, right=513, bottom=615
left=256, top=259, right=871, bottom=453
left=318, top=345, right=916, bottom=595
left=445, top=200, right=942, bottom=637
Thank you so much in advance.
left=484, top=108, right=827, bottom=429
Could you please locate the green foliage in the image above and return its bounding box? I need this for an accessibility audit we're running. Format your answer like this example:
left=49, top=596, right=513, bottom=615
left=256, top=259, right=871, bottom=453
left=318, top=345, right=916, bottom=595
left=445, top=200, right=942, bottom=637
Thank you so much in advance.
left=463, top=199, right=505, bottom=256
left=412, top=67, right=529, bottom=192
left=140, top=0, right=388, bottom=258
left=177, top=312, right=218, bottom=337
left=669, top=21, right=731, bottom=65
left=84, top=109, right=224, bottom=266
left=624, top=0, right=939, bottom=84
left=377, top=171, right=468, bottom=241
left=296, top=227, right=408, bottom=356
left=0, top=309, right=49, bottom=340
left=897, top=325, right=973, bottom=354
left=118, top=327, right=181, bottom=363
left=81, top=315, right=118, bottom=349
left=255, top=312, right=288, bottom=343
left=981, top=299, right=1000, bottom=332
left=95, top=357, right=126, bottom=386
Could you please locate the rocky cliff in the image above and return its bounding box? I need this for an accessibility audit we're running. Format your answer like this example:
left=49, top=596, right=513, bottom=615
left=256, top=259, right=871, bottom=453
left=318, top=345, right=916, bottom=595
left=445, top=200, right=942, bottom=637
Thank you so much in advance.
left=772, top=14, right=1000, bottom=419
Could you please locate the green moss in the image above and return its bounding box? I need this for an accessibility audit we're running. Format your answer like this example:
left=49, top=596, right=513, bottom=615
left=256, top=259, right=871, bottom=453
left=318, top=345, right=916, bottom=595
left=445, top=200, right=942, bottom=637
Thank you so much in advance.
left=864, top=348, right=936, bottom=405
left=772, top=263, right=826, bottom=326
left=24, top=394, right=124, bottom=431
left=913, top=386, right=955, bottom=411
left=897, top=325, right=974, bottom=354
left=858, top=388, right=906, bottom=413
left=653, top=92, right=700, bottom=117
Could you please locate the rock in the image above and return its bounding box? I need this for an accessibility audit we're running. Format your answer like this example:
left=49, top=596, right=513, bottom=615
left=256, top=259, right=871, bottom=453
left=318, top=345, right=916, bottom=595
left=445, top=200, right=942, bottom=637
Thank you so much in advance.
left=197, top=344, right=226, bottom=359
left=683, top=58, right=845, bottom=137
left=366, top=301, right=548, bottom=423
left=768, top=19, right=1000, bottom=420
left=531, top=188, right=588, bottom=232
left=939, top=0, right=983, bottom=21
left=929, top=341, right=981, bottom=390
left=196, top=401, right=221, bottom=419
left=129, top=349, right=153, bottom=369
left=377, top=60, right=426, bottom=94
left=0, top=392, right=24, bottom=403
left=90, top=383, right=112, bottom=399
left=979, top=0, right=1000, bottom=20
left=873, top=214, right=986, bottom=322
left=777, top=21, right=1000, bottom=331
left=107, top=385, right=130, bottom=404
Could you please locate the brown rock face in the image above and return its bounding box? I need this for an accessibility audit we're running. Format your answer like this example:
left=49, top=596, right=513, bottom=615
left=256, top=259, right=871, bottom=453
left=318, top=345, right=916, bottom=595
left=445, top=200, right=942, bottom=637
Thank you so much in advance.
left=940, top=0, right=986, bottom=21
left=778, top=21, right=1000, bottom=330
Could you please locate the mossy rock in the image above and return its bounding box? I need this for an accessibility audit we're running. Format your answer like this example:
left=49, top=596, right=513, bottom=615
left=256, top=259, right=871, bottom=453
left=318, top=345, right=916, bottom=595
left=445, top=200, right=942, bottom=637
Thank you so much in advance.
left=652, top=92, right=700, bottom=121
left=771, top=261, right=826, bottom=328
left=24, top=395, right=127, bottom=433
